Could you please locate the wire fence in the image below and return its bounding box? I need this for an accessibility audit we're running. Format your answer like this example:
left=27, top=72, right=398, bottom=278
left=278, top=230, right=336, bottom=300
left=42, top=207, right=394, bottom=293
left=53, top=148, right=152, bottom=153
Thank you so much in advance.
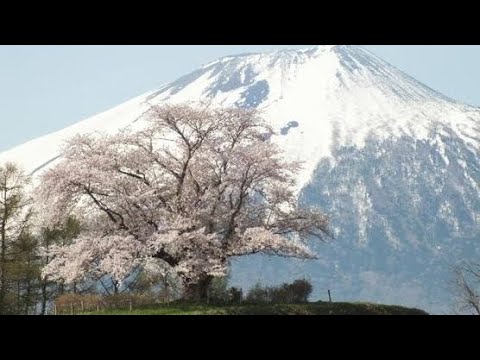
left=51, top=294, right=174, bottom=315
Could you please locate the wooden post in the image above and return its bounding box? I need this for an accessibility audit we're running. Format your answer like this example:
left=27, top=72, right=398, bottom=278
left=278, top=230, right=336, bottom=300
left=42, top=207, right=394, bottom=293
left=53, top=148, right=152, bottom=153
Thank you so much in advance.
left=328, top=290, right=332, bottom=303
left=54, top=304, right=57, bottom=316
left=81, top=301, right=84, bottom=312
left=96, top=304, right=100, bottom=312
left=129, top=299, right=132, bottom=312
left=70, top=303, right=74, bottom=315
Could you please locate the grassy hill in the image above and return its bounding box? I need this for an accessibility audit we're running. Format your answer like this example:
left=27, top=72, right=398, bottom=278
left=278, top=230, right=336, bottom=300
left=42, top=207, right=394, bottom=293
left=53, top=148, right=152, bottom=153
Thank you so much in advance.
left=84, top=302, right=428, bottom=315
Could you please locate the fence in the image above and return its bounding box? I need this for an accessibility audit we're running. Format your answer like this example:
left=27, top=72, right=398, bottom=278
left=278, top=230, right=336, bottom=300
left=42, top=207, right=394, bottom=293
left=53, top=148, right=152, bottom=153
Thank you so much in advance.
left=51, top=293, right=173, bottom=315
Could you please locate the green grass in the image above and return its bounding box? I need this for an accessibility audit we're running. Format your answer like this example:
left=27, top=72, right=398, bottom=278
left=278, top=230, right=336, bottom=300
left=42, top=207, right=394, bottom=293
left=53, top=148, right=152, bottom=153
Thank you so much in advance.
left=83, top=302, right=428, bottom=315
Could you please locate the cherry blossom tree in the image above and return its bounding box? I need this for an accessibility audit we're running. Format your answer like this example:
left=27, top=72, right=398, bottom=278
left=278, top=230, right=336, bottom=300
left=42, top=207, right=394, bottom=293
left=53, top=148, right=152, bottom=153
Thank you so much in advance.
left=38, top=104, right=330, bottom=300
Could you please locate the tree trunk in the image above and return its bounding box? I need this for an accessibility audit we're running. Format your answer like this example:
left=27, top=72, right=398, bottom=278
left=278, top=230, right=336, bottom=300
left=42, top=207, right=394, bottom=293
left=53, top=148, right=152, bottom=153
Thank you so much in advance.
left=0, top=183, right=10, bottom=314
left=184, top=275, right=213, bottom=302
left=16, top=280, right=21, bottom=314
left=40, top=281, right=48, bottom=315
left=24, top=251, right=33, bottom=315
left=0, top=218, right=6, bottom=313
left=25, top=278, right=31, bottom=315
left=113, top=280, right=119, bottom=295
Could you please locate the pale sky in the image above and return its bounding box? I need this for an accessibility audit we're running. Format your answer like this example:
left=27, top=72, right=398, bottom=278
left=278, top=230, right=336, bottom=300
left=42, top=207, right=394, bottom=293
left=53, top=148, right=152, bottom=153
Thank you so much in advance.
left=1, top=45, right=479, bottom=152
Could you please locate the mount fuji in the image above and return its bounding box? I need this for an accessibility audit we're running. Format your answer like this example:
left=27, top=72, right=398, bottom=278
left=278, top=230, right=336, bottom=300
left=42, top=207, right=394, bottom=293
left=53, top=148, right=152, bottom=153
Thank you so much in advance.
left=1, top=45, right=479, bottom=313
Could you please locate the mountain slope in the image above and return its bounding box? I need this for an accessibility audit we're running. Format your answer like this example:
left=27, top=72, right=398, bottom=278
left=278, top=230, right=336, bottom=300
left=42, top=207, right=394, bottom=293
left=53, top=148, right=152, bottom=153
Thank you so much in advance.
left=1, top=45, right=479, bottom=313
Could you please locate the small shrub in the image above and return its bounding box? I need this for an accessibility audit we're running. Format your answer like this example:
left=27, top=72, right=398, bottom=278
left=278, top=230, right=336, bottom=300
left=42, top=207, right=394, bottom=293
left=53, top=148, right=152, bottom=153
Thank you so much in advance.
left=288, top=279, right=313, bottom=303
left=207, top=277, right=230, bottom=304
left=245, top=279, right=313, bottom=304
left=229, top=287, right=243, bottom=304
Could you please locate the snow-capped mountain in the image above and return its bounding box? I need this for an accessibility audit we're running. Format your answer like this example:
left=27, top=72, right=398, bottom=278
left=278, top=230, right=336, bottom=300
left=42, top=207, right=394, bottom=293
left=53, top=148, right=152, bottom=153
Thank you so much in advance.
left=1, top=45, right=479, bottom=313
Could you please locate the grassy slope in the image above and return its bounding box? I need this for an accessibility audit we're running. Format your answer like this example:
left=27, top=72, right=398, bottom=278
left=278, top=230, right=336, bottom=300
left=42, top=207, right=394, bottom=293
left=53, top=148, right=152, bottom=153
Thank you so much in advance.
left=85, top=302, right=429, bottom=315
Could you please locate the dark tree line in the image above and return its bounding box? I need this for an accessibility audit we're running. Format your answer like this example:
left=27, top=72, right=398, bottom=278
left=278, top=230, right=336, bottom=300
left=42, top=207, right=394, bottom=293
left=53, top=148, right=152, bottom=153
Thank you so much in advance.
left=0, top=163, right=85, bottom=314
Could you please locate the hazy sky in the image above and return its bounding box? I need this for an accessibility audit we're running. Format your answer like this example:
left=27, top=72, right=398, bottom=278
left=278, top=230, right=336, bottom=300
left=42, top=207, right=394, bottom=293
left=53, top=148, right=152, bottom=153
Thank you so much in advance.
left=1, top=45, right=479, bottom=152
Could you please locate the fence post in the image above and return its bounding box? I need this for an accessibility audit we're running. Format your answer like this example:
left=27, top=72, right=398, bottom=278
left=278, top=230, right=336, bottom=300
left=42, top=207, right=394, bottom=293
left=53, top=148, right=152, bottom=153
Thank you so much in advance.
left=81, top=301, right=84, bottom=312
left=54, top=304, right=57, bottom=316
left=96, top=304, right=100, bottom=312
left=328, top=290, right=332, bottom=303
left=129, top=299, right=133, bottom=312
left=70, top=303, right=74, bottom=315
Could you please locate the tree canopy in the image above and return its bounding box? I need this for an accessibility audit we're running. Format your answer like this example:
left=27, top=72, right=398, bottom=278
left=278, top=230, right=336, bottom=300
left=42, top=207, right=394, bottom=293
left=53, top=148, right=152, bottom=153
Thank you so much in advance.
left=38, top=104, right=330, bottom=299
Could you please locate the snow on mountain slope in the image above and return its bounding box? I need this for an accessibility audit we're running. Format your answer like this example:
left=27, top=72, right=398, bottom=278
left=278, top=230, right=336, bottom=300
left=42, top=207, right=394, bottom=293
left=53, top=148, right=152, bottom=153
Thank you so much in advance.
left=4, top=46, right=478, bottom=183
left=0, top=92, right=154, bottom=176
left=147, top=45, right=479, bottom=190
left=1, top=45, right=479, bottom=313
